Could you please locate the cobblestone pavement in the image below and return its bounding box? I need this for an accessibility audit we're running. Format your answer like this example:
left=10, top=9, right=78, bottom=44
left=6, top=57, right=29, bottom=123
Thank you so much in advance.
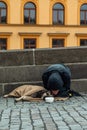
left=0, top=94, right=87, bottom=130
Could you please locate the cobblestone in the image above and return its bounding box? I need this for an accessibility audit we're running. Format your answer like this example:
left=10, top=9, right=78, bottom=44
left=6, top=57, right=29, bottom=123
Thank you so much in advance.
left=0, top=93, right=87, bottom=129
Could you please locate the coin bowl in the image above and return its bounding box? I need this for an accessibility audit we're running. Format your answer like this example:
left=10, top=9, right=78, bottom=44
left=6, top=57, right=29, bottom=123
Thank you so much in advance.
left=45, top=97, right=54, bottom=103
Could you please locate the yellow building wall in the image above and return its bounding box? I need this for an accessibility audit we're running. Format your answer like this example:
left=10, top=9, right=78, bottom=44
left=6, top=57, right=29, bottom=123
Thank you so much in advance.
left=0, top=0, right=87, bottom=50
left=67, top=0, right=78, bottom=25
left=10, top=0, right=21, bottom=24
left=39, top=0, right=50, bottom=24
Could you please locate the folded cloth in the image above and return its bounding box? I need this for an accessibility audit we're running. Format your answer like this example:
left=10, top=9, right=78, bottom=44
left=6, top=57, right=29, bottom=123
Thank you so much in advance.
left=3, top=85, right=47, bottom=101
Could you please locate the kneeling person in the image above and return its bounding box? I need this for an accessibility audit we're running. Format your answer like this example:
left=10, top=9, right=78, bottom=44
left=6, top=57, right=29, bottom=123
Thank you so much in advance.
left=42, top=64, right=81, bottom=98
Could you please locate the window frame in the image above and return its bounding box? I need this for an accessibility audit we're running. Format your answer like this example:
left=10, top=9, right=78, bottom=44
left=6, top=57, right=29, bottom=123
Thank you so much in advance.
left=52, top=38, right=64, bottom=48
left=47, top=33, right=69, bottom=48
left=18, top=32, right=42, bottom=49
left=75, top=33, right=87, bottom=46
left=0, top=1, right=7, bottom=24
left=52, top=3, right=64, bottom=25
left=80, top=4, right=87, bottom=25
left=24, top=38, right=36, bottom=49
left=0, top=32, right=12, bottom=50
left=80, top=39, right=87, bottom=46
left=24, top=2, right=36, bottom=24
left=0, top=38, right=7, bottom=50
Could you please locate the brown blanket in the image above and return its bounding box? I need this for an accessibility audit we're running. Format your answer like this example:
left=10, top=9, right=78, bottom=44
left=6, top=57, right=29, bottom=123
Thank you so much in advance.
left=4, top=85, right=68, bottom=102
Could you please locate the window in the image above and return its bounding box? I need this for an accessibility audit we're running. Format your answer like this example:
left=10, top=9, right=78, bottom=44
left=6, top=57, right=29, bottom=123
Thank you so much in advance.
left=0, top=38, right=7, bottom=50
left=24, top=2, right=36, bottom=24
left=48, top=33, right=69, bottom=48
left=0, top=1, right=7, bottom=23
left=24, top=38, right=36, bottom=49
left=80, top=39, right=87, bottom=46
left=52, top=39, right=64, bottom=47
left=18, top=32, right=41, bottom=49
left=80, top=4, right=87, bottom=25
left=53, top=3, right=64, bottom=25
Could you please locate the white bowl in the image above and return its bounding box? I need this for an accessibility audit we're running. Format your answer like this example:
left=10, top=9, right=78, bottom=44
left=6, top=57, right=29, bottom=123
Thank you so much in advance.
left=45, top=97, right=54, bottom=103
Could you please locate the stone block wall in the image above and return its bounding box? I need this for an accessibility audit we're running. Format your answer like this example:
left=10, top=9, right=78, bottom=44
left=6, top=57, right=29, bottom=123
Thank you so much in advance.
left=0, top=47, right=87, bottom=95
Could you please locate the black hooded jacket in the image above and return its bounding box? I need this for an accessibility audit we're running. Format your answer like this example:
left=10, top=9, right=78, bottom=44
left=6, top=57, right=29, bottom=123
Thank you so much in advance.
left=42, top=64, right=71, bottom=91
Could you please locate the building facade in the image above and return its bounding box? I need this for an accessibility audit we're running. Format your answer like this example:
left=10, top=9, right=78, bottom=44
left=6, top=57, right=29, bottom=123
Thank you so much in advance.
left=0, top=0, right=87, bottom=50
